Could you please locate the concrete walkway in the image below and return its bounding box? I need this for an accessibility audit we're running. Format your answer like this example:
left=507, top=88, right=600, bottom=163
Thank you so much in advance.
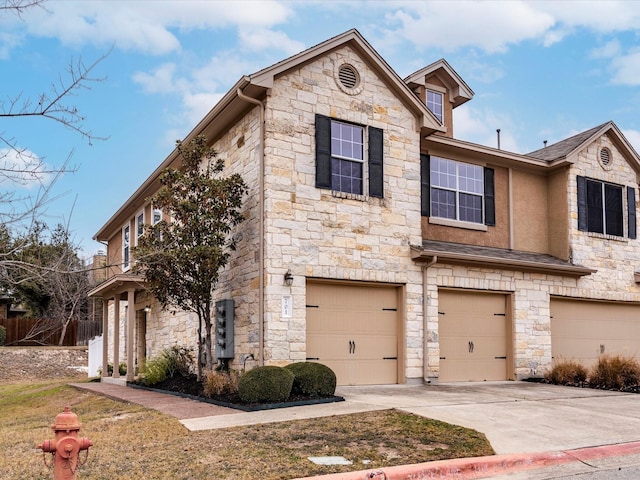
left=71, top=381, right=640, bottom=479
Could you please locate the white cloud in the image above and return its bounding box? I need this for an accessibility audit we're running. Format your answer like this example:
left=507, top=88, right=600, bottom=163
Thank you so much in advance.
left=385, top=1, right=555, bottom=53
left=18, top=0, right=295, bottom=55
left=622, top=129, right=640, bottom=155
left=610, top=50, right=640, bottom=85
left=238, top=27, right=305, bottom=55
left=453, top=105, right=521, bottom=152
left=590, top=39, right=622, bottom=59
left=0, top=148, right=52, bottom=189
left=183, top=92, right=224, bottom=125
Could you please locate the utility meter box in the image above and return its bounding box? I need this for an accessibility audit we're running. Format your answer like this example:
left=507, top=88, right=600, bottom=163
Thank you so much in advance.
left=215, top=299, right=234, bottom=359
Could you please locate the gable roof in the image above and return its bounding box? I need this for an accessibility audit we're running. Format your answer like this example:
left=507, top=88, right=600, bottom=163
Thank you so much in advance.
left=250, top=28, right=443, bottom=132
left=527, top=121, right=640, bottom=173
left=93, top=29, right=445, bottom=242
left=404, top=58, right=474, bottom=108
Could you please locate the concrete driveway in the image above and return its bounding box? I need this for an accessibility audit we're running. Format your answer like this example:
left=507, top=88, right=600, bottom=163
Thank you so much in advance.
left=336, top=382, right=640, bottom=455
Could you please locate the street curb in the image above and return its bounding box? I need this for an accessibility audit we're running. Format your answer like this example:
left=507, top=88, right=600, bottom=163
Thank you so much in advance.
left=294, top=441, right=640, bottom=480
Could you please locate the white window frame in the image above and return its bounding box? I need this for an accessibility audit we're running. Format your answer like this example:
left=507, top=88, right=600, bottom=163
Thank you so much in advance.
left=135, top=210, right=144, bottom=246
left=122, top=224, right=131, bottom=271
left=152, top=207, right=162, bottom=225
left=426, top=89, right=444, bottom=123
left=430, top=156, right=484, bottom=224
left=330, top=119, right=365, bottom=195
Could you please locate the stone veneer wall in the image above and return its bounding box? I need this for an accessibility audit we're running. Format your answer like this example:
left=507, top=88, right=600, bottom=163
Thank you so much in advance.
left=257, top=45, right=425, bottom=379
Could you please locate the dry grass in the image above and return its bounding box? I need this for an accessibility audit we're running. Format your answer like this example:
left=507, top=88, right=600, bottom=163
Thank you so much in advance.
left=3, top=378, right=494, bottom=480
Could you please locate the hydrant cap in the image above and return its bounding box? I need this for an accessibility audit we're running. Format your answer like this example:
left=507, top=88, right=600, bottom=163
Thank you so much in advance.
left=52, top=406, right=81, bottom=431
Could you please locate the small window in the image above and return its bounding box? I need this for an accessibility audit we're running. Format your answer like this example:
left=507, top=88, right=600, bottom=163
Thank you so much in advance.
left=152, top=207, right=162, bottom=225
left=135, top=212, right=144, bottom=245
left=430, top=157, right=484, bottom=223
left=426, top=90, right=444, bottom=123
left=122, top=224, right=130, bottom=271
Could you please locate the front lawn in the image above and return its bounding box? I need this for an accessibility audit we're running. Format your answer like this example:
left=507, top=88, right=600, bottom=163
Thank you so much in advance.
left=2, top=379, right=494, bottom=480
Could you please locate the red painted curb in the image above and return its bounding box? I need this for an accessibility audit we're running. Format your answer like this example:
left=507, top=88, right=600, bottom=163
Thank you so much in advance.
left=294, top=441, right=640, bottom=480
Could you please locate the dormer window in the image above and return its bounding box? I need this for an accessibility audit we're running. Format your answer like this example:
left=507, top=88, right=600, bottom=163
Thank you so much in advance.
left=426, top=89, right=444, bottom=123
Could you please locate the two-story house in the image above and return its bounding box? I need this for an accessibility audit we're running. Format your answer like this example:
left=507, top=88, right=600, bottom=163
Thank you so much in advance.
left=90, top=29, right=640, bottom=386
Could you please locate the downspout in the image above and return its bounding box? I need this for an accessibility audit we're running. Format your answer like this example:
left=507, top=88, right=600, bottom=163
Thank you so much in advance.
left=237, top=87, right=266, bottom=366
left=422, top=256, right=438, bottom=383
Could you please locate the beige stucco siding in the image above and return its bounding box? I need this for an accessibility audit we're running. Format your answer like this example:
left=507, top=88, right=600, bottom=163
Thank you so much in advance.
left=512, top=169, right=549, bottom=254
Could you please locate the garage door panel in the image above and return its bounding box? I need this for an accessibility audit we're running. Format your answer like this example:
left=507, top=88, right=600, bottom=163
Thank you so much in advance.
left=551, top=299, right=640, bottom=366
left=307, top=282, right=399, bottom=386
left=439, top=290, right=509, bottom=382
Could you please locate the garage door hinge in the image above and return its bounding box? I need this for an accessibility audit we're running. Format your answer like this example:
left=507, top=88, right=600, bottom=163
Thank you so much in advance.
left=438, top=311, right=445, bottom=315
left=306, top=305, right=319, bottom=308
left=494, top=313, right=506, bottom=316
left=383, top=308, right=397, bottom=311
left=383, top=357, right=397, bottom=360
left=306, top=357, right=320, bottom=360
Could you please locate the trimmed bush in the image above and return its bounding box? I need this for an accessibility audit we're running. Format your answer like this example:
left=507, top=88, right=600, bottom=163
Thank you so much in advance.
left=203, top=369, right=240, bottom=397
left=545, top=359, right=588, bottom=386
left=0, top=325, right=5, bottom=346
left=590, top=355, right=640, bottom=391
left=284, top=362, right=337, bottom=397
left=238, top=366, right=294, bottom=404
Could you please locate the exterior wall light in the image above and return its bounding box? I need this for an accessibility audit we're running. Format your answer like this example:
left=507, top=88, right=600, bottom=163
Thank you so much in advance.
left=284, top=269, right=294, bottom=287
left=144, top=305, right=151, bottom=313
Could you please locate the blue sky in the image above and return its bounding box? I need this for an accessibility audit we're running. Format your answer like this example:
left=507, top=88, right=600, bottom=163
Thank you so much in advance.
left=4, top=0, right=640, bottom=257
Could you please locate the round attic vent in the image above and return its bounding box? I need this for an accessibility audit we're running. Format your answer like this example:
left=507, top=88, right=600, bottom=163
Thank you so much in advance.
left=599, top=147, right=612, bottom=169
left=338, top=64, right=359, bottom=89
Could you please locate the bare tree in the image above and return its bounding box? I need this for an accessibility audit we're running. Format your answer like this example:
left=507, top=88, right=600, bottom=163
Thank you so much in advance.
left=0, top=0, right=109, bottom=227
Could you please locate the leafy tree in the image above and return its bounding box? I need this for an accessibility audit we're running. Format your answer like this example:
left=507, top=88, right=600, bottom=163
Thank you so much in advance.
left=134, top=135, right=247, bottom=379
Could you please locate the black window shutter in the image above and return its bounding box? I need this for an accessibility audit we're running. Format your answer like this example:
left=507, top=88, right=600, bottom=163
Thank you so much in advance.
left=577, top=176, right=588, bottom=231
left=628, top=186, right=637, bottom=239
left=315, top=114, right=332, bottom=189
left=368, top=127, right=384, bottom=198
left=420, top=154, right=430, bottom=216
left=484, top=167, right=495, bottom=226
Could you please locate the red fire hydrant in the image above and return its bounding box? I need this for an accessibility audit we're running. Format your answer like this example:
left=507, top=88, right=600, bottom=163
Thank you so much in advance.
left=38, top=406, right=93, bottom=480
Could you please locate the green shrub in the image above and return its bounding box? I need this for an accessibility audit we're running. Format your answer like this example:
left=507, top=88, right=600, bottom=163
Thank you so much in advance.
left=284, top=362, right=337, bottom=397
left=238, top=366, right=294, bottom=404
left=141, top=345, right=194, bottom=386
left=118, top=362, right=127, bottom=376
left=590, top=355, right=640, bottom=390
left=545, top=359, right=588, bottom=386
left=0, top=325, right=5, bottom=346
left=203, top=369, right=240, bottom=397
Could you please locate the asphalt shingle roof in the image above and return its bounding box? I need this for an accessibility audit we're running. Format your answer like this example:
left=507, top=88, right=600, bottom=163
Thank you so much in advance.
left=526, top=122, right=610, bottom=162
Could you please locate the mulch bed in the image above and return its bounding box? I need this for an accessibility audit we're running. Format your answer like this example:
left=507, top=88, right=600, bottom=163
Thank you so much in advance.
left=129, top=374, right=344, bottom=412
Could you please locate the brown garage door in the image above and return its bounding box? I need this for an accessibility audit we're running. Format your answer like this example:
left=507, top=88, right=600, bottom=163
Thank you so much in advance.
left=439, top=290, right=509, bottom=382
left=551, top=298, right=640, bottom=366
left=306, top=282, right=399, bottom=386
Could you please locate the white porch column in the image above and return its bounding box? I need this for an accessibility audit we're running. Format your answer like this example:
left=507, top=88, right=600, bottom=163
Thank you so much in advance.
left=126, top=289, right=135, bottom=381
left=101, top=298, right=110, bottom=378
left=113, top=296, right=120, bottom=378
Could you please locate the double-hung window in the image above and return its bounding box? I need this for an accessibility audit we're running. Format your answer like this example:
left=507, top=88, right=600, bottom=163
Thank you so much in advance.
left=421, top=154, right=495, bottom=226
left=315, top=114, right=384, bottom=198
left=122, top=224, right=130, bottom=271
left=577, top=176, right=636, bottom=238
left=135, top=211, right=144, bottom=245
left=426, top=90, right=444, bottom=123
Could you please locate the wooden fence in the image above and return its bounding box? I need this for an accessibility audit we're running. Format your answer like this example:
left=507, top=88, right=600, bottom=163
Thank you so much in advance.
left=0, top=317, right=77, bottom=346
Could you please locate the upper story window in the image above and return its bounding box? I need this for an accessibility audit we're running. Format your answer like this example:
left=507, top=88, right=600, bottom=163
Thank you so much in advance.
left=152, top=207, right=162, bottom=225
left=331, top=120, right=364, bottom=195
left=122, top=224, right=130, bottom=271
left=315, top=114, right=384, bottom=198
left=430, top=157, right=484, bottom=223
left=421, top=155, right=495, bottom=227
left=577, top=176, right=636, bottom=238
left=135, top=211, right=144, bottom=245
left=426, top=90, right=444, bottom=123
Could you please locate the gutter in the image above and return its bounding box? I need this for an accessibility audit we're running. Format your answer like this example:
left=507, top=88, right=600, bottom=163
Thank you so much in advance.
left=236, top=87, right=266, bottom=366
